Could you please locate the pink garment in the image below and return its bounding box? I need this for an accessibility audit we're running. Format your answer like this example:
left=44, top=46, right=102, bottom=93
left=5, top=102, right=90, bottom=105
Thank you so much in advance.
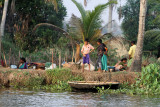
left=81, top=44, right=94, bottom=54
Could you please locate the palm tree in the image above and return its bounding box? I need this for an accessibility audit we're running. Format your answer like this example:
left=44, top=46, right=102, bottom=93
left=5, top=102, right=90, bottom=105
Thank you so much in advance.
left=84, top=0, right=119, bottom=33
left=71, top=0, right=116, bottom=62
left=108, top=0, right=114, bottom=33
left=129, top=0, right=147, bottom=72
left=0, top=0, right=9, bottom=61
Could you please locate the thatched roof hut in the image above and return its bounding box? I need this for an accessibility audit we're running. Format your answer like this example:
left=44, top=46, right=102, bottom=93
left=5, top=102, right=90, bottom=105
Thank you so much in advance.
left=107, top=37, right=130, bottom=58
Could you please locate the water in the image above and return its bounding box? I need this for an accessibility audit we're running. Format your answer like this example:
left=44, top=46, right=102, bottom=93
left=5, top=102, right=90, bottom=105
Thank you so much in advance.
left=0, top=89, right=160, bottom=107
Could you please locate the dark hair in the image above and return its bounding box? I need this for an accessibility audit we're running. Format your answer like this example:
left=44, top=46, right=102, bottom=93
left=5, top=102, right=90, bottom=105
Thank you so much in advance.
left=131, top=41, right=135, bottom=44
left=121, top=58, right=127, bottom=62
left=85, top=38, right=89, bottom=42
left=97, top=39, right=102, bottom=44
left=20, top=57, right=26, bottom=62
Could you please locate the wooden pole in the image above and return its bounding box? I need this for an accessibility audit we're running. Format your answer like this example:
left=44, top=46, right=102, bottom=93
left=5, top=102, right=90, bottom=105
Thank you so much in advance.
left=72, top=49, right=74, bottom=63
left=66, top=52, right=68, bottom=62
left=9, top=48, right=11, bottom=66
left=52, top=50, right=53, bottom=68
left=59, top=51, right=61, bottom=69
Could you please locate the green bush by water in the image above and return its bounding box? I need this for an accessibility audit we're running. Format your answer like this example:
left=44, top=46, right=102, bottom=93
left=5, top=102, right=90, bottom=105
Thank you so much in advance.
left=98, top=63, right=160, bottom=95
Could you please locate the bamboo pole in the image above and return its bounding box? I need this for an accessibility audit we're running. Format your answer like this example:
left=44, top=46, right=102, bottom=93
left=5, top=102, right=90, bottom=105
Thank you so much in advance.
left=66, top=52, right=68, bottom=62
left=52, top=49, right=54, bottom=69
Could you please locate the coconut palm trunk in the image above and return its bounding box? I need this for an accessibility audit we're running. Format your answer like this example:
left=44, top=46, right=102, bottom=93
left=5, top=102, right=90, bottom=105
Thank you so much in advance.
left=108, top=0, right=113, bottom=33
left=75, top=44, right=80, bottom=62
left=0, top=0, right=9, bottom=62
left=129, top=0, right=147, bottom=72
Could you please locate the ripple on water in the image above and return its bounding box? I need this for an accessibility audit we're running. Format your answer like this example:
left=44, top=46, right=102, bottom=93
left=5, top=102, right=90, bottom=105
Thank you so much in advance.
left=0, top=89, right=160, bottom=107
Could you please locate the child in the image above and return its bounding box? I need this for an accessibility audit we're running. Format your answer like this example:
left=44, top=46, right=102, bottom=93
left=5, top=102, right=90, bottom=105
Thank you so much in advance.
left=81, top=39, right=94, bottom=72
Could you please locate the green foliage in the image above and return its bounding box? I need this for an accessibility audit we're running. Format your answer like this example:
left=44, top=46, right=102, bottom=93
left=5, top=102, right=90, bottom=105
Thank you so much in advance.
left=98, top=63, right=160, bottom=95
left=1, top=0, right=67, bottom=52
left=120, top=0, right=160, bottom=41
left=71, top=0, right=116, bottom=44
left=144, top=29, right=160, bottom=57
left=134, top=63, right=160, bottom=94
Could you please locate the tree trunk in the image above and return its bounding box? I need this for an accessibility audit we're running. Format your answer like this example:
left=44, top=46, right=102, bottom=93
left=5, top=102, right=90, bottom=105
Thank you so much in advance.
left=0, top=0, right=9, bottom=63
left=72, top=48, right=75, bottom=63
left=108, top=0, right=113, bottom=33
left=129, top=0, right=147, bottom=72
left=75, top=44, right=80, bottom=62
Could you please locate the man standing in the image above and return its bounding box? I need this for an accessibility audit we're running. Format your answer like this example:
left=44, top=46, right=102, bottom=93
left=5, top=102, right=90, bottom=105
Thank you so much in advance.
left=129, top=41, right=137, bottom=59
left=81, top=39, right=94, bottom=72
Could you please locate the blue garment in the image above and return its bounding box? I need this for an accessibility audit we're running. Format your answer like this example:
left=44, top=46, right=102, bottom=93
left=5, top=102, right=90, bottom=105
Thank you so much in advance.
left=19, top=63, right=28, bottom=69
left=83, top=54, right=90, bottom=64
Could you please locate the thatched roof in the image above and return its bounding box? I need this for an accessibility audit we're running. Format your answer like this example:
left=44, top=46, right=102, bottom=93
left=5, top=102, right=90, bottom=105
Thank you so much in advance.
left=107, top=37, right=130, bottom=58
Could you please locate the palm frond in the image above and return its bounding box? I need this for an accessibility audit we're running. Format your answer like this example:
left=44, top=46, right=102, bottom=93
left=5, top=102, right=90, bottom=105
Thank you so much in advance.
left=145, top=29, right=160, bottom=41
left=90, top=29, right=102, bottom=43
left=84, top=0, right=117, bottom=39
left=71, top=0, right=86, bottom=21
left=144, top=29, right=160, bottom=49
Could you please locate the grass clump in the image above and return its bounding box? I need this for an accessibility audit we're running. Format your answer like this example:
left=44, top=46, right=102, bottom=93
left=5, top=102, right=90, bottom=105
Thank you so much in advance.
left=44, top=68, right=83, bottom=91
left=0, top=68, right=83, bottom=91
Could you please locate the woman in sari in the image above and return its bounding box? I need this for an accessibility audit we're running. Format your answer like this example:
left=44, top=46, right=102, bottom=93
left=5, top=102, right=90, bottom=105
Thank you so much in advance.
left=96, top=39, right=108, bottom=72
left=18, top=57, right=28, bottom=69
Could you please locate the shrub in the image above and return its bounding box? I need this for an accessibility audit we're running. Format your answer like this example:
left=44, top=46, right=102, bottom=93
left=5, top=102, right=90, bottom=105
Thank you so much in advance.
left=98, top=63, right=160, bottom=95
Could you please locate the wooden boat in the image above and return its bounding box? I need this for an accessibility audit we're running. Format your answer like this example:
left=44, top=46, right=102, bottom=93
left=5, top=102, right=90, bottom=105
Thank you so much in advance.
left=68, top=81, right=120, bottom=90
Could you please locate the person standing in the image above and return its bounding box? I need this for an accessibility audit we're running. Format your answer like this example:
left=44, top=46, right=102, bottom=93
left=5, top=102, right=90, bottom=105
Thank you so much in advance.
left=129, top=41, right=137, bottom=59
left=81, top=39, right=94, bottom=72
left=96, top=39, right=108, bottom=72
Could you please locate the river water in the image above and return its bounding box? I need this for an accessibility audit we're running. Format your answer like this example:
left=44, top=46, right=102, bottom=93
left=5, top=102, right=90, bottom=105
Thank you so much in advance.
left=0, top=89, right=160, bottom=107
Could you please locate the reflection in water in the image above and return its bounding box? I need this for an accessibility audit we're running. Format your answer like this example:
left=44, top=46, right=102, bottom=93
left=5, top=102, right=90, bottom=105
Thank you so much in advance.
left=0, top=89, right=160, bottom=107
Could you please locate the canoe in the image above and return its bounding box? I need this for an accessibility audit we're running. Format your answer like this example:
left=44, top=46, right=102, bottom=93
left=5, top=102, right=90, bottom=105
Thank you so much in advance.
left=68, top=81, right=120, bottom=90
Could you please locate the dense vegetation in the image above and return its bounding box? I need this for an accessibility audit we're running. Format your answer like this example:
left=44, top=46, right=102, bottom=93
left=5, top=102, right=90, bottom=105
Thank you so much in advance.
left=0, top=0, right=67, bottom=52
left=98, top=62, right=160, bottom=95
left=120, top=0, right=160, bottom=57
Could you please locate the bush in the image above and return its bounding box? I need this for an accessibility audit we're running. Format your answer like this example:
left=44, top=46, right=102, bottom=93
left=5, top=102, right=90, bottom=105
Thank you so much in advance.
left=98, top=63, right=160, bottom=95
